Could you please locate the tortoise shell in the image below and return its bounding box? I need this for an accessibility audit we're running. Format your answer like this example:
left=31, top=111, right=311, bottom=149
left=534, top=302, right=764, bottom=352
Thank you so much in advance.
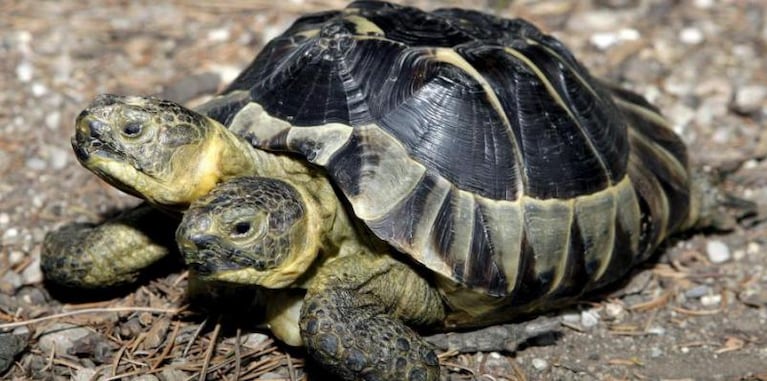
left=200, top=0, right=691, bottom=307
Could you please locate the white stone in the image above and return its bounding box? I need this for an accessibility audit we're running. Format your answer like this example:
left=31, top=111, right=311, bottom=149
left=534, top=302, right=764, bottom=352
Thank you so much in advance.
left=44, top=111, right=61, bottom=130
left=239, top=332, right=270, bottom=348
left=532, top=358, right=549, bottom=371
left=31, top=82, right=48, bottom=97
left=2, top=227, right=18, bottom=242
left=590, top=32, right=619, bottom=50
left=16, top=62, right=33, bottom=82
left=8, top=251, right=24, bottom=265
left=701, top=294, right=722, bottom=307
left=732, top=85, right=767, bottom=114
left=0, top=213, right=9, bottom=225
left=207, top=27, right=231, bottom=42
left=21, top=256, right=43, bottom=285
left=562, top=312, right=581, bottom=324
left=617, top=28, right=640, bottom=41
left=25, top=157, right=46, bottom=171
left=580, top=309, right=600, bottom=328
left=706, top=240, right=731, bottom=264
left=679, top=27, right=704, bottom=45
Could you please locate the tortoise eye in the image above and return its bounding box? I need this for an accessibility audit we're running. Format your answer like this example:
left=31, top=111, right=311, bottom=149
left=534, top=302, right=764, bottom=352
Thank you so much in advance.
left=122, top=121, right=143, bottom=137
left=232, top=221, right=252, bottom=237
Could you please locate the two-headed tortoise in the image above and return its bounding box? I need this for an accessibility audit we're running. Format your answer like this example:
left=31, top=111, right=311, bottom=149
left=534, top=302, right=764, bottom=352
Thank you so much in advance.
left=43, top=1, right=736, bottom=380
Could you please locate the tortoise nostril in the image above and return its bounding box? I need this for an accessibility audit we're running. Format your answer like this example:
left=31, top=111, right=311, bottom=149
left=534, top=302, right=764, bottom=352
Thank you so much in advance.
left=88, top=120, right=105, bottom=137
left=190, top=234, right=216, bottom=249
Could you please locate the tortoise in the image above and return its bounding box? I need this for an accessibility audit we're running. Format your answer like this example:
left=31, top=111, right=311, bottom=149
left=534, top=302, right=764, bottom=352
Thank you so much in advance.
left=41, top=1, right=745, bottom=379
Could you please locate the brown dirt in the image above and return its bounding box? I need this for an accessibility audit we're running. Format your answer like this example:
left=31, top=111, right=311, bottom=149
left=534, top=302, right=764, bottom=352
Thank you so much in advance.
left=1, top=1, right=766, bottom=380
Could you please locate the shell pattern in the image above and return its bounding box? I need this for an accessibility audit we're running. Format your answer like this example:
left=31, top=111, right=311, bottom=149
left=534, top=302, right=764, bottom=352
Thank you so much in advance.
left=199, top=0, right=691, bottom=317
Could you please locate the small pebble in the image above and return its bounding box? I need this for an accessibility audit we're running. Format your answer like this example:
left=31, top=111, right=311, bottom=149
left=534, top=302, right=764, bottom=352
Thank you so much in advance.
left=25, top=157, right=47, bottom=171
left=9, top=251, right=25, bottom=265
left=207, top=27, right=231, bottom=42
left=580, top=309, right=600, bottom=329
left=21, top=256, right=43, bottom=285
left=239, top=332, right=270, bottom=348
left=589, top=30, right=638, bottom=50
left=0, top=333, right=27, bottom=374
left=603, top=302, right=624, bottom=319
left=2, top=228, right=19, bottom=245
left=38, top=324, right=92, bottom=355
left=0, top=213, right=10, bottom=225
left=31, top=82, right=48, bottom=97
left=44, top=111, right=61, bottom=130
left=562, top=312, right=581, bottom=324
left=72, top=369, right=98, bottom=381
left=646, top=326, right=665, bottom=336
left=685, top=284, right=711, bottom=299
left=0, top=271, right=22, bottom=294
left=701, top=294, right=722, bottom=307
left=16, top=62, right=33, bottom=82
left=160, top=369, right=189, bottom=381
left=532, top=358, right=549, bottom=371
left=17, top=287, right=47, bottom=306
left=649, top=347, right=664, bottom=358
left=732, top=85, right=767, bottom=114
left=706, top=240, right=731, bottom=264
left=679, top=27, right=704, bottom=45
left=617, top=28, right=640, bottom=41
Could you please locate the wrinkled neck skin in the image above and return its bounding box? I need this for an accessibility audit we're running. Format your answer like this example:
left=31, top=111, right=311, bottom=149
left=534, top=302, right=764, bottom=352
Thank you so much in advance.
left=211, top=117, right=379, bottom=288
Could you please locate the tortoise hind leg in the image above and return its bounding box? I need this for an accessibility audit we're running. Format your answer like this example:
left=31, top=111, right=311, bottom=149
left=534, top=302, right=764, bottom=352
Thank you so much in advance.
left=686, top=168, right=759, bottom=231
left=42, top=203, right=178, bottom=288
left=300, top=255, right=445, bottom=381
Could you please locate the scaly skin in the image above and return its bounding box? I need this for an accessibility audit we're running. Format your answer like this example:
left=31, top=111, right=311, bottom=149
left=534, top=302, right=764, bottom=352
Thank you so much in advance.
left=41, top=203, right=176, bottom=288
left=178, top=176, right=446, bottom=380
left=301, top=255, right=444, bottom=381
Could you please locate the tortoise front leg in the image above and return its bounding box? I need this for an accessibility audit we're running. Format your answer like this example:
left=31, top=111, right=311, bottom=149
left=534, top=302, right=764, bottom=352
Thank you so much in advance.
left=42, top=203, right=178, bottom=288
left=300, top=255, right=445, bottom=381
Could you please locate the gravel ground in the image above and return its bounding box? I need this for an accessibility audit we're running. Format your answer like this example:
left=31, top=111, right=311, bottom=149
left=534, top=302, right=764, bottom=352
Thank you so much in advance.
left=1, top=0, right=767, bottom=380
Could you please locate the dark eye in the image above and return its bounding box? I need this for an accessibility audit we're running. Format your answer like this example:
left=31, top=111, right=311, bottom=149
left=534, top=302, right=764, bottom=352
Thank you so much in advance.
left=122, top=122, right=142, bottom=137
left=232, top=221, right=251, bottom=236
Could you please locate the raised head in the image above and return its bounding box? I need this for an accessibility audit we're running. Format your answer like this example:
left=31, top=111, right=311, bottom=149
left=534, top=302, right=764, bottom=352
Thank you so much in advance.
left=176, top=177, right=322, bottom=288
left=72, top=94, right=253, bottom=208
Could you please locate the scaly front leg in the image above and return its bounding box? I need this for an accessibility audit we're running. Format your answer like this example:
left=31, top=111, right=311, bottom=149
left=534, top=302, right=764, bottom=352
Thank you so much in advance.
left=300, top=255, right=445, bottom=381
left=42, top=203, right=177, bottom=288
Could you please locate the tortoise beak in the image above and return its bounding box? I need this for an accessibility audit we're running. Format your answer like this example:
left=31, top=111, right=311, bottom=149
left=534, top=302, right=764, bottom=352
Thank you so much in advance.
left=72, top=109, right=112, bottom=163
